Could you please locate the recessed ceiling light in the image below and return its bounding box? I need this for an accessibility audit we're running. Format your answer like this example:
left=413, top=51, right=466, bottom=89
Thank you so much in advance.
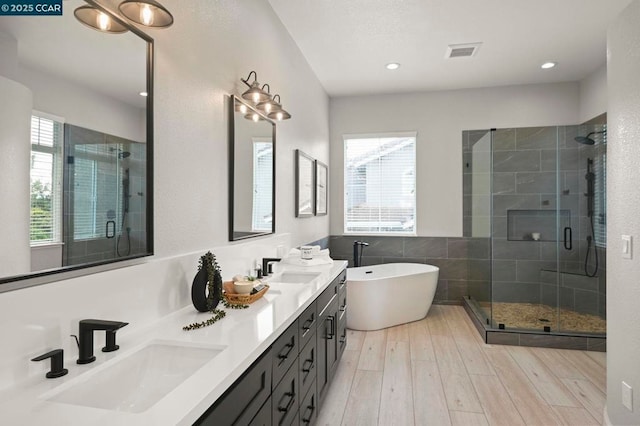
left=386, top=63, right=400, bottom=70
left=541, top=62, right=557, bottom=69
left=139, top=91, right=148, bottom=97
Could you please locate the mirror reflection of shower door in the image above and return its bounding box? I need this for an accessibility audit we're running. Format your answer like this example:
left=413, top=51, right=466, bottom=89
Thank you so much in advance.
left=63, top=124, right=128, bottom=266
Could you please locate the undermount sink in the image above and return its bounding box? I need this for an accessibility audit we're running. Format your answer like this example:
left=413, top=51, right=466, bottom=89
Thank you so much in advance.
left=267, top=271, right=321, bottom=284
left=46, top=341, right=225, bottom=413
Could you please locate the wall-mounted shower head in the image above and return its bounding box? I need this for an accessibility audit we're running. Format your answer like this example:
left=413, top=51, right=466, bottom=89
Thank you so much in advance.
left=118, top=151, right=131, bottom=159
left=574, top=130, right=606, bottom=146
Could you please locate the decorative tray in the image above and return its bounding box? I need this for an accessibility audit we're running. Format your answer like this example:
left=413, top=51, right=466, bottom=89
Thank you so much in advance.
left=223, top=281, right=269, bottom=305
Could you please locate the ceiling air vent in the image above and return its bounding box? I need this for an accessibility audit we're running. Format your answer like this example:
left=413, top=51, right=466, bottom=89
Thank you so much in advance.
left=446, top=42, right=482, bottom=59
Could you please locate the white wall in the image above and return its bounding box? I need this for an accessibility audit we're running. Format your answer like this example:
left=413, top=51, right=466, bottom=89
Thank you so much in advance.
left=579, top=64, right=608, bottom=123
left=0, top=76, right=32, bottom=276
left=0, top=0, right=329, bottom=390
left=330, top=82, right=580, bottom=236
left=606, top=1, right=640, bottom=424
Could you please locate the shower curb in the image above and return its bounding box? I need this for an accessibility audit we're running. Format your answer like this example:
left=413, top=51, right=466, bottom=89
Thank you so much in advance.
left=462, top=298, right=606, bottom=352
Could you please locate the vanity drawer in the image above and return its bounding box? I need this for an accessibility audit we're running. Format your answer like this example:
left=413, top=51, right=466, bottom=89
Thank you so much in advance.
left=195, top=348, right=272, bottom=426
left=316, top=279, right=337, bottom=317
left=272, top=361, right=299, bottom=426
left=298, top=330, right=317, bottom=399
left=338, top=310, right=347, bottom=359
left=298, top=300, right=317, bottom=351
left=299, top=380, right=318, bottom=426
left=337, top=269, right=347, bottom=295
left=338, top=287, right=347, bottom=322
left=249, top=396, right=272, bottom=426
left=272, top=320, right=299, bottom=388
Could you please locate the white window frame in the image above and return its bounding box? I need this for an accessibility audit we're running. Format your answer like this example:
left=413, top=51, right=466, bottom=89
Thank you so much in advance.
left=29, top=111, right=64, bottom=246
left=251, top=137, right=273, bottom=232
left=343, top=131, right=417, bottom=236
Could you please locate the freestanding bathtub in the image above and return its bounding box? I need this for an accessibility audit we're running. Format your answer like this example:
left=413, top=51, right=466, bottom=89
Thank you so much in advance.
left=346, top=263, right=439, bottom=331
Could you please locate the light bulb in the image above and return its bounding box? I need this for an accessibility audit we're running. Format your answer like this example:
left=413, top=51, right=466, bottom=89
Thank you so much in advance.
left=252, top=113, right=259, bottom=122
left=265, top=103, right=272, bottom=113
left=97, top=12, right=111, bottom=31
left=276, top=112, right=283, bottom=121
left=140, top=4, right=154, bottom=26
left=252, top=93, right=260, bottom=102
left=239, top=104, right=247, bottom=114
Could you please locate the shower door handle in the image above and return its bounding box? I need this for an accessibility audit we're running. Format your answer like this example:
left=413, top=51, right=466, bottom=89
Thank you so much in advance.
left=563, top=227, right=572, bottom=250
left=106, top=221, right=116, bottom=239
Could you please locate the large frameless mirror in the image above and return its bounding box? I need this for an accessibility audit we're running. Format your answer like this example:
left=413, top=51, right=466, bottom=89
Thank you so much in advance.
left=229, top=95, right=276, bottom=241
left=0, top=0, right=154, bottom=286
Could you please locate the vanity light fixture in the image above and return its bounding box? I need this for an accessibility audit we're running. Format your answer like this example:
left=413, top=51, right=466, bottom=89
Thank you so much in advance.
left=74, top=5, right=129, bottom=33
left=541, top=61, right=557, bottom=69
left=240, top=71, right=272, bottom=103
left=75, top=0, right=173, bottom=33
left=118, top=0, right=174, bottom=28
left=239, top=71, right=291, bottom=120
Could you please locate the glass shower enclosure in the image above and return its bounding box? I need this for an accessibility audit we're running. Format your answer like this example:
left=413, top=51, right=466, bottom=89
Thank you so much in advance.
left=463, top=124, right=606, bottom=338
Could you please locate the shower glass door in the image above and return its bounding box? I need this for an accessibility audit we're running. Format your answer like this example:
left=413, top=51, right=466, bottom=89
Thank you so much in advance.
left=490, top=127, right=561, bottom=332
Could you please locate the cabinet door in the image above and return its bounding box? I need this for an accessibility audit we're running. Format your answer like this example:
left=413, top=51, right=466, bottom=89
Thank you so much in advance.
left=195, top=349, right=272, bottom=426
left=317, top=297, right=338, bottom=405
left=272, top=361, right=299, bottom=426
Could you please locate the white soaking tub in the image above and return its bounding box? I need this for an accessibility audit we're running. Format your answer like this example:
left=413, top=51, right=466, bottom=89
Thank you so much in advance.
left=346, top=263, right=439, bottom=331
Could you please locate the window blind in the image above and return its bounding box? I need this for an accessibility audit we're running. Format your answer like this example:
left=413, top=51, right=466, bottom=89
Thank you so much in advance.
left=593, top=136, right=606, bottom=248
left=344, top=133, right=416, bottom=234
left=252, top=140, right=273, bottom=231
left=30, top=114, right=63, bottom=244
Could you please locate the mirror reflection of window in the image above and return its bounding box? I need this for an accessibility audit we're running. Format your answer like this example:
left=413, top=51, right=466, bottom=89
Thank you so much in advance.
left=29, top=113, right=63, bottom=245
left=252, top=139, right=273, bottom=231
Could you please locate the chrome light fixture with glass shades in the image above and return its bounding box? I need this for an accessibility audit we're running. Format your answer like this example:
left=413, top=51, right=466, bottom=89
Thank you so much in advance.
left=74, top=0, right=173, bottom=34
left=240, top=71, right=291, bottom=121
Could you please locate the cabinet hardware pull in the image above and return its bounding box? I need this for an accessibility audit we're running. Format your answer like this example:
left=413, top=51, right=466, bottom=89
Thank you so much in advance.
left=302, top=358, right=314, bottom=373
left=302, top=404, right=316, bottom=423
left=302, top=317, right=314, bottom=330
left=564, top=226, right=572, bottom=250
left=277, top=392, right=295, bottom=413
left=278, top=341, right=295, bottom=360
left=326, top=316, right=335, bottom=339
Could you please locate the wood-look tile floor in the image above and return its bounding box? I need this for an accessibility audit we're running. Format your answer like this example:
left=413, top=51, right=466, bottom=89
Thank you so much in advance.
left=317, top=305, right=606, bottom=426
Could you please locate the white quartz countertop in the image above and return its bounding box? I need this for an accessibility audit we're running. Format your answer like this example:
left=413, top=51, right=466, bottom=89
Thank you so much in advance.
left=0, top=261, right=347, bottom=425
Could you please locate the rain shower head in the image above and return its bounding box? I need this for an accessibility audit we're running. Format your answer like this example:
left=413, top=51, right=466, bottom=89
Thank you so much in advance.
left=574, top=130, right=605, bottom=146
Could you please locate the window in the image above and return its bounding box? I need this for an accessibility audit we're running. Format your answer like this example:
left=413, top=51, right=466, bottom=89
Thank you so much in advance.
left=252, top=139, right=273, bottom=231
left=30, top=113, right=63, bottom=245
left=594, top=146, right=606, bottom=248
left=344, top=132, right=416, bottom=234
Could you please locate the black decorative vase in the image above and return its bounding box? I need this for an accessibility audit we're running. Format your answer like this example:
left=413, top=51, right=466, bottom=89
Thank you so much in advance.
left=191, top=268, right=221, bottom=312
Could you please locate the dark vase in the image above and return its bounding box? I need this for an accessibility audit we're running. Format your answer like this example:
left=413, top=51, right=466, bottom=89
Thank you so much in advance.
left=191, top=268, right=221, bottom=312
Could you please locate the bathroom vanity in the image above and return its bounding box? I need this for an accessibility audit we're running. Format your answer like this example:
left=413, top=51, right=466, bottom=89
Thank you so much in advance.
left=0, top=261, right=347, bottom=426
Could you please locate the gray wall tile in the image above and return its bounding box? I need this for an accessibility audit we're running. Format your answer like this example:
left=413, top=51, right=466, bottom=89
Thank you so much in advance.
left=493, top=282, right=540, bottom=303
left=404, top=237, right=447, bottom=258
left=493, top=151, right=541, bottom=172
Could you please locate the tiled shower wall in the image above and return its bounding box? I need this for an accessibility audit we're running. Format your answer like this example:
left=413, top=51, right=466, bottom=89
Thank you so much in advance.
left=329, top=235, right=490, bottom=304
left=463, top=126, right=606, bottom=318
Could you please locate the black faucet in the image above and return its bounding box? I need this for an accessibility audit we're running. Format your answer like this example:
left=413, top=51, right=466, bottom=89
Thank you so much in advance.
left=75, top=319, right=128, bottom=364
left=353, top=241, right=369, bottom=267
left=262, top=258, right=281, bottom=275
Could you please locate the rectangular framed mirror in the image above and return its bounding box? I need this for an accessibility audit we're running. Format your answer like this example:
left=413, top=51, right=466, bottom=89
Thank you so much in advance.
left=0, top=0, right=154, bottom=286
left=228, top=95, right=276, bottom=241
